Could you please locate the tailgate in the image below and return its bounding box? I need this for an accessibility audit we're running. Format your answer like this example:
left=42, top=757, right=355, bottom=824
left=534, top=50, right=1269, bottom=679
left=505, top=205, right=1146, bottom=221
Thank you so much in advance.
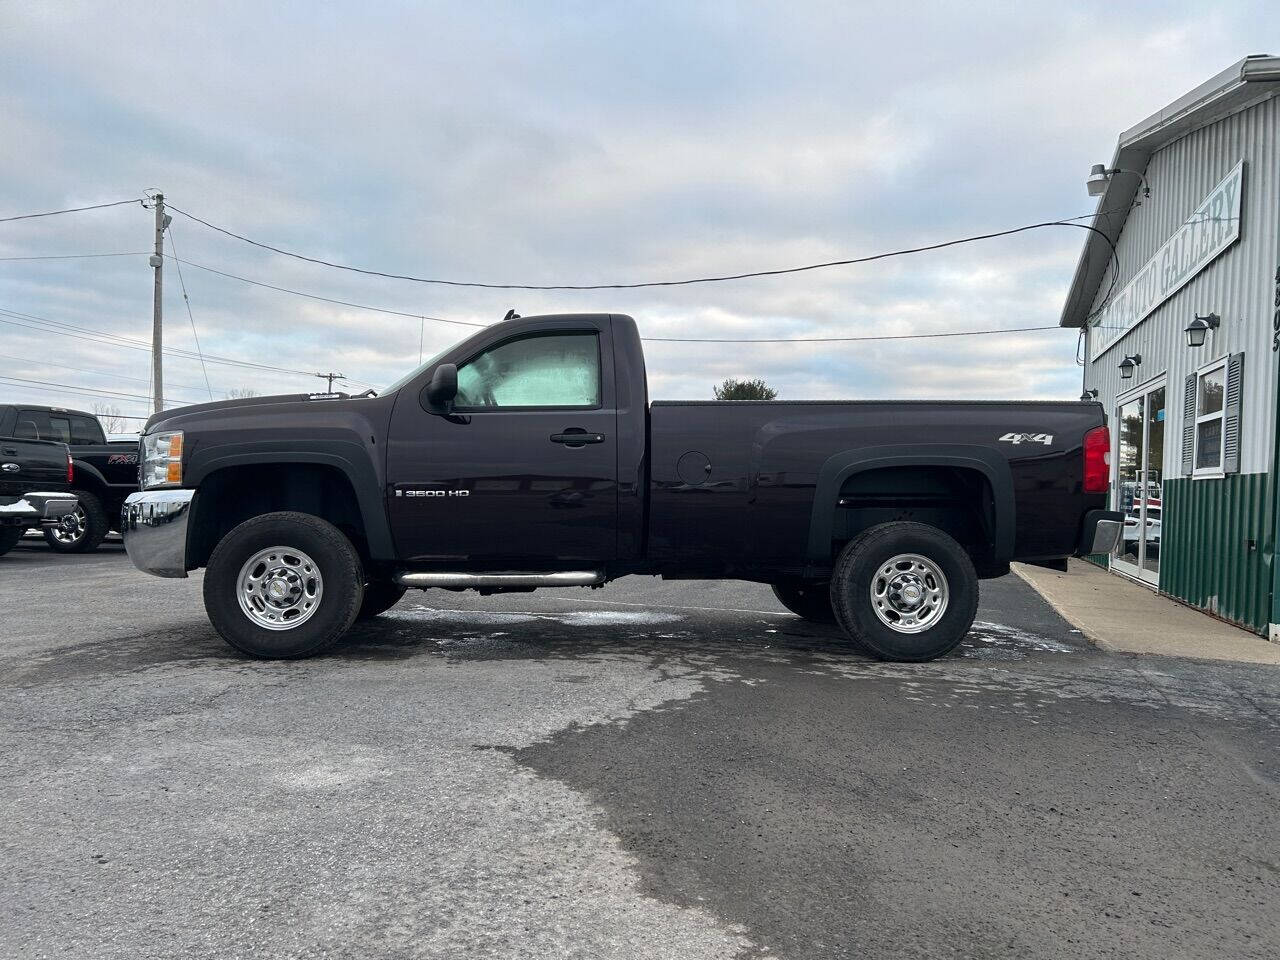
left=0, top=437, right=68, bottom=498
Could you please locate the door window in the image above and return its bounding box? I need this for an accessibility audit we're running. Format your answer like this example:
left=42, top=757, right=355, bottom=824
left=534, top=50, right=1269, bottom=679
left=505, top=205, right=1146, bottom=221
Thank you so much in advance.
left=455, top=334, right=600, bottom=409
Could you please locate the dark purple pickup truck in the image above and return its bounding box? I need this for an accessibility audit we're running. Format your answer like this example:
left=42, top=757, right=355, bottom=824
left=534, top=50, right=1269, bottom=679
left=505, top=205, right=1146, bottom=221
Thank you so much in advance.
left=122, top=313, right=1119, bottom=661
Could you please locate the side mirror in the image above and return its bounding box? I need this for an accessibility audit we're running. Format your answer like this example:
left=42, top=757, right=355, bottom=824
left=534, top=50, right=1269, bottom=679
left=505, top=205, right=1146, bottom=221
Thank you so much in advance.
left=424, top=363, right=458, bottom=413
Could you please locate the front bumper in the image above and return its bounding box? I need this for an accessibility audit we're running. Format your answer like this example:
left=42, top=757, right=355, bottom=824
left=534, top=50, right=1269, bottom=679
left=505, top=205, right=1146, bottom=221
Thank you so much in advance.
left=1076, top=509, right=1123, bottom=556
left=0, top=491, right=79, bottom=528
left=121, top=489, right=194, bottom=578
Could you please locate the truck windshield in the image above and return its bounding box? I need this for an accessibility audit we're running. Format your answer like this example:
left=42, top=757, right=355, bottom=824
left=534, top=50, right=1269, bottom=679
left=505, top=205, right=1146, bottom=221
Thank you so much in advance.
left=381, top=343, right=457, bottom=394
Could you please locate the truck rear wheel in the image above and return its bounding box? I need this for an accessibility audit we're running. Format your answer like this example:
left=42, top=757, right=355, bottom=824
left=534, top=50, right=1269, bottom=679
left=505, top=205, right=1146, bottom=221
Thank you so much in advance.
left=203, top=512, right=364, bottom=659
left=358, top=580, right=407, bottom=619
left=770, top=581, right=837, bottom=623
left=43, top=490, right=108, bottom=553
left=830, top=521, right=978, bottom=662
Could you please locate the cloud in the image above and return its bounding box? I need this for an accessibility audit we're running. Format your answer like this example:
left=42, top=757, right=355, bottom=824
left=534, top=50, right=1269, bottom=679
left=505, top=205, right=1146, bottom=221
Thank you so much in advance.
left=0, top=0, right=1270, bottom=420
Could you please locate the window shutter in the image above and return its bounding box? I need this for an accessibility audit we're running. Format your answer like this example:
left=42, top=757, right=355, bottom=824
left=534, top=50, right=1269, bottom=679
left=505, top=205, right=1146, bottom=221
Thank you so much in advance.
left=1223, top=352, right=1244, bottom=474
left=1181, top=373, right=1197, bottom=475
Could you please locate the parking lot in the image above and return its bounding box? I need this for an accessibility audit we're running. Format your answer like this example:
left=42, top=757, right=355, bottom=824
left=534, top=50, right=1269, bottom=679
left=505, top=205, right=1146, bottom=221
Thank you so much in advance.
left=2, top=541, right=1278, bottom=960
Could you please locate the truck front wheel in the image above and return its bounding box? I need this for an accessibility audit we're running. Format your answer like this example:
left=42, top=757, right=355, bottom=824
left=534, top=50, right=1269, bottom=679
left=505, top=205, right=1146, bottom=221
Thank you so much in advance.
left=830, top=521, right=978, bottom=662
left=203, top=512, right=364, bottom=659
left=770, top=581, right=836, bottom=623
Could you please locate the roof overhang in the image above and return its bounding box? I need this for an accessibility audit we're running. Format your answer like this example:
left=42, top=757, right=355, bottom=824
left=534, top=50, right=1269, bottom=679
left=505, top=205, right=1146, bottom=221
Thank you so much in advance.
left=1059, top=55, right=1280, bottom=329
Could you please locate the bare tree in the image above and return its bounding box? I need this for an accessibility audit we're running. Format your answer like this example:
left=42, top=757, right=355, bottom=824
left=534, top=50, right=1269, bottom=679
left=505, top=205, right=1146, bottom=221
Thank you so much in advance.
left=225, top=388, right=259, bottom=400
left=91, top=402, right=127, bottom=434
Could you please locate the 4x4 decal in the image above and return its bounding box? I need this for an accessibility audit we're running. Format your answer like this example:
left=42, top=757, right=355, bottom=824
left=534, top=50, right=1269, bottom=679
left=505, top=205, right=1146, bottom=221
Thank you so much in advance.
left=998, top=432, right=1053, bottom=446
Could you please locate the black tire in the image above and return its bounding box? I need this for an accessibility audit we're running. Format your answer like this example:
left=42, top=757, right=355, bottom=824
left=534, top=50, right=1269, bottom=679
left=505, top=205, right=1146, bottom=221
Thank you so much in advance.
left=42, top=490, right=108, bottom=553
left=830, top=521, right=978, bottom=662
left=770, top=581, right=837, bottom=623
left=358, top=580, right=407, bottom=619
left=203, top=511, right=364, bottom=659
left=0, top=527, right=24, bottom=557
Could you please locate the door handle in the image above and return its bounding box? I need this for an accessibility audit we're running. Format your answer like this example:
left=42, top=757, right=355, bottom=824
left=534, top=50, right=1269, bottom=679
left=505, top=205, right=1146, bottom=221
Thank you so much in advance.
left=550, top=428, right=606, bottom=447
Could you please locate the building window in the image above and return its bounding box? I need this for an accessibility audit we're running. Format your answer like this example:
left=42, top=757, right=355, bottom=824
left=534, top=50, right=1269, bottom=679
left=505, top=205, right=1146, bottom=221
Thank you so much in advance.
left=1193, top=358, right=1226, bottom=475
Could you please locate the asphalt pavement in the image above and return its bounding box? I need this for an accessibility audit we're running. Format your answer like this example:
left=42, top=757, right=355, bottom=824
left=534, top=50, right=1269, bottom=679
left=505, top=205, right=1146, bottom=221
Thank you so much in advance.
left=1, top=540, right=1277, bottom=959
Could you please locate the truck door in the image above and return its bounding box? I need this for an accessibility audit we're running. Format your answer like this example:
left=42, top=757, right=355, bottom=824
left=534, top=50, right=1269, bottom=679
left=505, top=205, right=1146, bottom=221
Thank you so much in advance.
left=386, top=322, right=618, bottom=566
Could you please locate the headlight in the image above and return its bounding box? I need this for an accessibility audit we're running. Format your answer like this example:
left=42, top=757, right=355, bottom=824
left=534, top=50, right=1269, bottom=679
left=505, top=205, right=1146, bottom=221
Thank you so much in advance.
left=141, top=430, right=184, bottom=489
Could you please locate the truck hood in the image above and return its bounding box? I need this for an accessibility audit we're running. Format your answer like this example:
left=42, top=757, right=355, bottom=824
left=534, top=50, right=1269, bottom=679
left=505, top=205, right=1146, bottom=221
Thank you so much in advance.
left=143, top=392, right=372, bottom=433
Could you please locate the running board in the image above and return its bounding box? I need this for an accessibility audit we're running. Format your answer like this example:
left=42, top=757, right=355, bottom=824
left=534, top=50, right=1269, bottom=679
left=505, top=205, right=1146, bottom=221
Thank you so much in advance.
left=395, top=571, right=604, bottom=589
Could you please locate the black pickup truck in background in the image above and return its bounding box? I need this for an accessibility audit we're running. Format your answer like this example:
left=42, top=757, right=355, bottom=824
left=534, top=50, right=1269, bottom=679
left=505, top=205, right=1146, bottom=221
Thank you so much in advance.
left=122, top=312, right=1121, bottom=662
left=0, top=405, right=139, bottom=552
left=0, top=436, right=78, bottom=557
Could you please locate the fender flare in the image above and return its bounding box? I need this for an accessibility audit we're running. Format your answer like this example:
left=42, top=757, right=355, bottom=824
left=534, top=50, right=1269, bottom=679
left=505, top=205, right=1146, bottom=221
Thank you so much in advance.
left=69, top=457, right=109, bottom=491
left=806, top=444, right=1016, bottom=566
left=185, top=442, right=395, bottom=560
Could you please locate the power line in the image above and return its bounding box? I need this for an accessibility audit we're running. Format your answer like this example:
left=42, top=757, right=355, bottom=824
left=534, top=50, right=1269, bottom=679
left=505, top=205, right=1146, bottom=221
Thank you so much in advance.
left=0, top=374, right=184, bottom=406
left=0, top=251, right=150, bottom=261
left=166, top=227, right=215, bottom=400
left=0, top=199, right=141, bottom=223
left=0, top=306, right=331, bottom=378
left=0, top=353, right=213, bottom=396
left=168, top=201, right=1118, bottom=291
left=0, top=307, right=378, bottom=393
left=165, top=253, right=1065, bottom=346
left=0, top=379, right=153, bottom=421
left=643, top=325, right=1060, bottom=343
left=167, top=254, right=482, bottom=327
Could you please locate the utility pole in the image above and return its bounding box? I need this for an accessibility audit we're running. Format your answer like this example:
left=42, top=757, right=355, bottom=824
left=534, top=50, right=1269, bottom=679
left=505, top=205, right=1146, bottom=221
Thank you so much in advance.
left=317, top=372, right=345, bottom=392
left=148, top=193, right=167, bottom=414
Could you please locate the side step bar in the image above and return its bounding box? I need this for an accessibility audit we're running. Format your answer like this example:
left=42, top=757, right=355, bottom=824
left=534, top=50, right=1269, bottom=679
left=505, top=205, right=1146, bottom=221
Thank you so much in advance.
left=395, top=571, right=604, bottom=589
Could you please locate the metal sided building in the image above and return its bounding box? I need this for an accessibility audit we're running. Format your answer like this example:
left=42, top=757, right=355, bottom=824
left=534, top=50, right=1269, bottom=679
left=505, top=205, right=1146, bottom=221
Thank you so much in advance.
left=1062, top=55, right=1280, bottom=639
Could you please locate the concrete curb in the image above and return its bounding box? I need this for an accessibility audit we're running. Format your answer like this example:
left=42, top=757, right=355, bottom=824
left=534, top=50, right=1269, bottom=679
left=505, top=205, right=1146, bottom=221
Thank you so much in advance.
left=1010, top=560, right=1280, bottom=666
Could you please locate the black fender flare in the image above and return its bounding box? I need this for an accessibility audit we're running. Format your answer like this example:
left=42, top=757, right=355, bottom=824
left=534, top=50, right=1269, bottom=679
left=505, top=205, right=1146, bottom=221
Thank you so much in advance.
left=185, top=442, right=395, bottom=560
left=805, top=444, right=1016, bottom=566
left=69, top=457, right=109, bottom=491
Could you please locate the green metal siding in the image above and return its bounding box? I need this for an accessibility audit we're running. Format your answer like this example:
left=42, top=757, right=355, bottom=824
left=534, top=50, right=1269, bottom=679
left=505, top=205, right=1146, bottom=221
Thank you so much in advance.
left=1160, top=473, right=1274, bottom=633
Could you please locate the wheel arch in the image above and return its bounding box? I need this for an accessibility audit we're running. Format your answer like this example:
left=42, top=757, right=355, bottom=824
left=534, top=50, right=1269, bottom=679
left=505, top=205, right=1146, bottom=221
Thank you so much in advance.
left=806, top=445, right=1015, bottom=571
left=185, top=452, right=393, bottom=569
left=69, top=458, right=109, bottom=495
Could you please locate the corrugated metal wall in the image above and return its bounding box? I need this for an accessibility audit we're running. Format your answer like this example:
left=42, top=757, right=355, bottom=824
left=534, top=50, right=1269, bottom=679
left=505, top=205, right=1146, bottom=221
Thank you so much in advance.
left=1084, top=93, right=1279, bottom=474
left=1081, top=92, right=1279, bottom=634
left=1161, top=474, right=1273, bottom=631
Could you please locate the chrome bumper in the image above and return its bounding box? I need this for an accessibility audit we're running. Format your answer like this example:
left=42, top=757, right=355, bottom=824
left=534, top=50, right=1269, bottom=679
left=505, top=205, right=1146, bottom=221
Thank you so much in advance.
left=121, top=489, right=194, bottom=578
left=0, top=491, right=79, bottom=527
left=1076, top=509, right=1124, bottom=556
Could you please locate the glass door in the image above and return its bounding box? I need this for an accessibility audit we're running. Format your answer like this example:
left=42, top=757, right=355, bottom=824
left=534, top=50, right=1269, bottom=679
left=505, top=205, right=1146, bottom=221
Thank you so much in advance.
left=1112, top=383, right=1164, bottom=585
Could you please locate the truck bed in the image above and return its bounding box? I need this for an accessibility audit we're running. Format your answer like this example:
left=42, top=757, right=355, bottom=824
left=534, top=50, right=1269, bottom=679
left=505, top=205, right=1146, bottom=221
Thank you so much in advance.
left=647, top=399, right=1104, bottom=577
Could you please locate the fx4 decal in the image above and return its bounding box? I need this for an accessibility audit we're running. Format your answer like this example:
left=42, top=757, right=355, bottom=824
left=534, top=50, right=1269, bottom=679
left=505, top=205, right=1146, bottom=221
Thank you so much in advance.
left=107, top=454, right=138, bottom=465
left=998, top=432, right=1053, bottom=446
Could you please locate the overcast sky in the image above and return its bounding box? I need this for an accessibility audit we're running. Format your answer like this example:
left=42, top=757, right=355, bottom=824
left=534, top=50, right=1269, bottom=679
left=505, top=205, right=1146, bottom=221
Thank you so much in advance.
left=0, top=1, right=1272, bottom=425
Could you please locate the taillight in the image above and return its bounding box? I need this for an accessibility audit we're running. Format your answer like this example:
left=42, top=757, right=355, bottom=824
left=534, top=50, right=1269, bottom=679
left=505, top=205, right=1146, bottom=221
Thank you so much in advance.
left=67, top=451, right=74, bottom=484
left=1083, top=425, right=1109, bottom=494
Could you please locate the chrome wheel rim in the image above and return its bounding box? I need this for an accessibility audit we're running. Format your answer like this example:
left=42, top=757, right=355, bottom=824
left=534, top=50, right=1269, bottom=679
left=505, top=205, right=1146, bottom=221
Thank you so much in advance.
left=51, top=506, right=86, bottom=545
left=236, top=546, right=323, bottom=631
left=870, top=553, right=949, bottom=634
